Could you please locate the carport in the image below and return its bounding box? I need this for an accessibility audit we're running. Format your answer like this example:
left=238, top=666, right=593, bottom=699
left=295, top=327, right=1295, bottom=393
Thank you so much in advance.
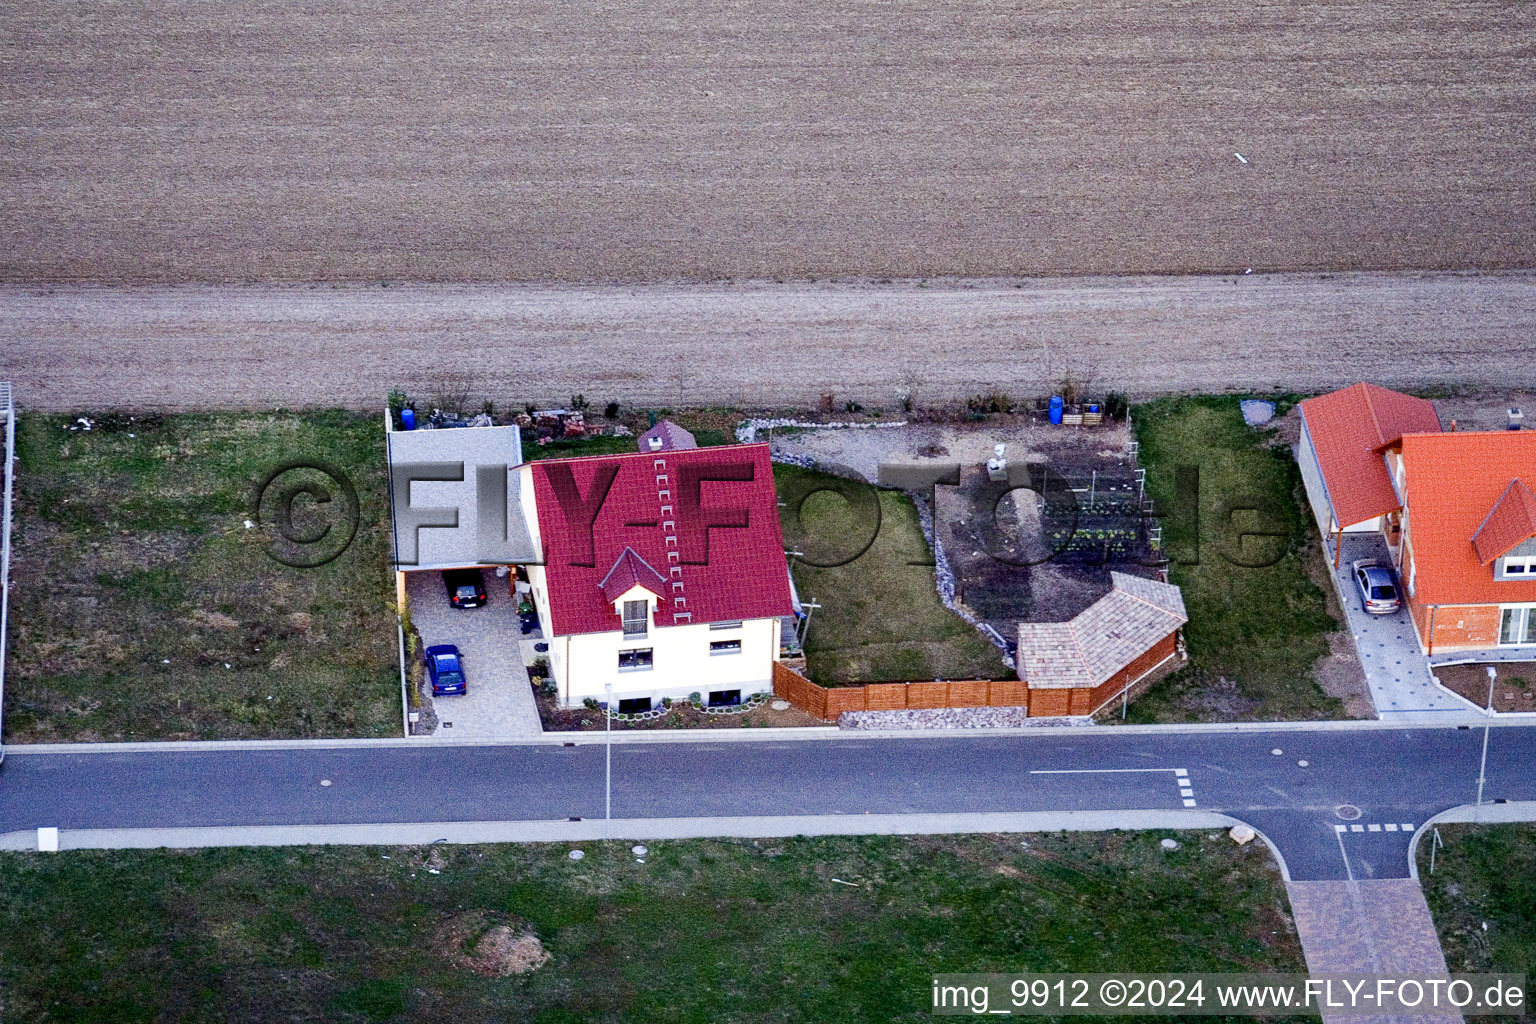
left=386, top=414, right=543, bottom=737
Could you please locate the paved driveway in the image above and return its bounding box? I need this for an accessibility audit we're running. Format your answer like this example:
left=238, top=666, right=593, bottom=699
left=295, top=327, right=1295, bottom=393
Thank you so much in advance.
left=1329, top=535, right=1477, bottom=721
left=406, top=571, right=542, bottom=739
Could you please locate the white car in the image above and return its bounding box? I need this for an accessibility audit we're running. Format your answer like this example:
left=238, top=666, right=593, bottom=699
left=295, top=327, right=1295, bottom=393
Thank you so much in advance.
left=1351, top=560, right=1401, bottom=615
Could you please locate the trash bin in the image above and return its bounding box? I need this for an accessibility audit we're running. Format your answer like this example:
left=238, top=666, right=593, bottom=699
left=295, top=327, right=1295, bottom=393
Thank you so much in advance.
left=1049, top=395, right=1063, bottom=425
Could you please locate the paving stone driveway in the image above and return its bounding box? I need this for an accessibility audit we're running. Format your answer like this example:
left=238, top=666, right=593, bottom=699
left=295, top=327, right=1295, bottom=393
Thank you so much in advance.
left=1328, top=534, right=1477, bottom=721
left=1287, top=878, right=1457, bottom=1024
left=406, top=571, right=542, bottom=738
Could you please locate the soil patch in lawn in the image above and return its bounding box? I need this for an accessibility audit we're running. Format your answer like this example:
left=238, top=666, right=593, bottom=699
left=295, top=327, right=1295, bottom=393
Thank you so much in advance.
left=1434, top=664, right=1536, bottom=713
left=436, top=911, right=550, bottom=978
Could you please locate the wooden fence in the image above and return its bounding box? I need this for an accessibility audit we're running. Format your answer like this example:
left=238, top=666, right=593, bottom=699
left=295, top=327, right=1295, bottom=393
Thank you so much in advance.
left=772, top=662, right=1029, bottom=721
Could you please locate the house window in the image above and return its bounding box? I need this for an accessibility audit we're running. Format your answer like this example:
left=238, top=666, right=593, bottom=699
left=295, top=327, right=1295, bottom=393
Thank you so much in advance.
left=618, top=648, right=653, bottom=671
left=622, top=600, right=648, bottom=638
left=709, top=620, right=743, bottom=631
left=709, top=639, right=742, bottom=656
left=708, top=689, right=742, bottom=706
left=1497, top=556, right=1536, bottom=579
left=1499, top=607, right=1536, bottom=646
left=618, top=697, right=652, bottom=713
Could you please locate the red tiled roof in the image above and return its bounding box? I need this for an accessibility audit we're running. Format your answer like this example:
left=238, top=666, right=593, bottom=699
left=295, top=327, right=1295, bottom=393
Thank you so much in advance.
left=637, top=419, right=697, bottom=453
left=1472, top=479, right=1536, bottom=566
left=1400, top=431, right=1536, bottom=605
left=599, top=547, right=669, bottom=603
left=531, top=443, right=793, bottom=636
left=1299, top=383, right=1440, bottom=527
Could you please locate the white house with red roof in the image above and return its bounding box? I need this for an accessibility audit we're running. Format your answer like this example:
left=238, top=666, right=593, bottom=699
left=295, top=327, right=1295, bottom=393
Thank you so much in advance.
left=516, top=421, right=795, bottom=710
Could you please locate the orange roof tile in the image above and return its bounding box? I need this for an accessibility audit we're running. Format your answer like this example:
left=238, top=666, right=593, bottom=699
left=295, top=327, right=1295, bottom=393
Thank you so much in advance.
left=1472, top=480, right=1536, bottom=565
left=1400, top=431, right=1536, bottom=605
left=1299, top=383, right=1441, bottom=527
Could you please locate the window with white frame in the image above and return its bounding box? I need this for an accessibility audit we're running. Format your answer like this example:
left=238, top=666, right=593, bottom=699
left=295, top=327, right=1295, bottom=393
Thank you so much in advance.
left=1499, top=607, right=1536, bottom=645
left=622, top=599, right=648, bottom=637
left=709, top=639, right=742, bottom=655
left=1497, top=555, right=1536, bottom=580
left=618, top=648, right=654, bottom=671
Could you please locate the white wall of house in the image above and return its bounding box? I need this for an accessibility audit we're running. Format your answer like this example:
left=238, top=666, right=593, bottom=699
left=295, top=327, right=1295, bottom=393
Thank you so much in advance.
left=557, top=615, right=779, bottom=707
left=1296, top=420, right=1338, bottom=537
left=517, top=468, right=553, bottom=632
left=1342, top=515, right=1382, bottom=534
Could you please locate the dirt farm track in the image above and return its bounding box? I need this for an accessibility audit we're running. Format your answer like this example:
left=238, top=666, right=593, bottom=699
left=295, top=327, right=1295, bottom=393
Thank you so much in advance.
left=4, top=1, right=1536, bottom=283
left=2, top=273, right=1533, bottom=411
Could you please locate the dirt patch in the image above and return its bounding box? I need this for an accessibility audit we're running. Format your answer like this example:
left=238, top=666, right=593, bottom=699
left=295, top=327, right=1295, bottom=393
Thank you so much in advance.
left=2, top=274, right=1534, bottom=413
left=1299, top=535, right=1374, bottom=719
left=1435, top=664, right=1536, bottom=713
left=435, top=911, right=550, bottom=978
left=1314, top=632, right=1376, bottom=720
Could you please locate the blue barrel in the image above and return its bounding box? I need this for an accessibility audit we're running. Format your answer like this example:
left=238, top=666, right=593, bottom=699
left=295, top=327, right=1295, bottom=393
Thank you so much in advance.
left=400, top=407, right=416, bottom=430
left=1049, top=396, right=1063, bottom=425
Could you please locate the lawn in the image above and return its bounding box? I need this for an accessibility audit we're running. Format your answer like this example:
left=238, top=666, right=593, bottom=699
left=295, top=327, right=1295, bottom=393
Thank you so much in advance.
left=1124, top=397, right=1342, bottom=722
left=1418, top=824, right=1536, bottom=980
left=5, top=412, right=399, bottom=742
left=0, top=831, right=1305, bottom=1023
left=775, top=465, right=1012, bottom=684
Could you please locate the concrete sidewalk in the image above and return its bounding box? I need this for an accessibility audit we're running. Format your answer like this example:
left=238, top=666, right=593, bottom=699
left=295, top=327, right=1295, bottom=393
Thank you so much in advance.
left=1327, top=534, right=1477, bottom=720
left=1287, top=878, right=1458, bottom=1024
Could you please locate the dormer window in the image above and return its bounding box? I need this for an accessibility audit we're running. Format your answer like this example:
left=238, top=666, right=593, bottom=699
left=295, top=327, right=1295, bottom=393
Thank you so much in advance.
left=648, top=436, right=664, bottom=451
left=1498, top=555, right=1536, bottom=580
left=622, top=599, right=649, bottom=637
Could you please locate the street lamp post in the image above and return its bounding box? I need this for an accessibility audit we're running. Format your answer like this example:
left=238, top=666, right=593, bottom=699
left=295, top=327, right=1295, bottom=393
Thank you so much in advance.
left=604, top=682, right=613, bottom=836
left=1475, top=665, right=1496, bottom=821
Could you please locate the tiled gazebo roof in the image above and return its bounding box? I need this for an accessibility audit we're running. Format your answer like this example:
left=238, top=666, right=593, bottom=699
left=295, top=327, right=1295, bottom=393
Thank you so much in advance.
left=1016, top=572, right=1187, bottom=689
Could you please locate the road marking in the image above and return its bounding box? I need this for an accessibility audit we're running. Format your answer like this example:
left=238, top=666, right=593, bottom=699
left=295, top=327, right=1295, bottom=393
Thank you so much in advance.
left=1029, top=768, right=1185, bottom=774
left=1367, top=823, right=1381, bottom=832
left=1028, top=767, right=1197, bottom=808
left=1334, top=827, right=1356, bottom=881
left=1350, top=824, right=1365, bottom=832
left=1384, top=823, right=1399, bottom=832
left=1335, top=824, right=1347, bottom=833
left=1402, top=823, right=1415, bottom=831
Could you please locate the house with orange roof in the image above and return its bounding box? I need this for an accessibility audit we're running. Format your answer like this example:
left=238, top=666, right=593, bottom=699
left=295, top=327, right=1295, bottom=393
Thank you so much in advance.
left=1396, top=430, right=1536, bottom=652
left=1295, top=381, right=1441, bottom=565
left=1298, top=382, right=1536, bottom=654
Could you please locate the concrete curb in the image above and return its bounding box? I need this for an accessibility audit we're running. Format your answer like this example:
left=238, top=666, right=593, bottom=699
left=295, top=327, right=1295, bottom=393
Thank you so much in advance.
left=0, top=808, right=1266, bottom=854
left=1407, top=800, right=1536, bottom=881
left=4, top=714, right=1521, bottom=756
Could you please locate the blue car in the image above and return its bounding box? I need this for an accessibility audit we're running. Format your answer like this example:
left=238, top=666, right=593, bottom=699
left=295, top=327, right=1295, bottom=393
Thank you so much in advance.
left=425, top=644, right=467, bottom=696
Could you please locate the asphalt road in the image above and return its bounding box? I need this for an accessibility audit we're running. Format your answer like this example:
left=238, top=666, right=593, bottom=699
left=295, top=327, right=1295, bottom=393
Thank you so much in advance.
left=4, top=724, right=1533, bottom=880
